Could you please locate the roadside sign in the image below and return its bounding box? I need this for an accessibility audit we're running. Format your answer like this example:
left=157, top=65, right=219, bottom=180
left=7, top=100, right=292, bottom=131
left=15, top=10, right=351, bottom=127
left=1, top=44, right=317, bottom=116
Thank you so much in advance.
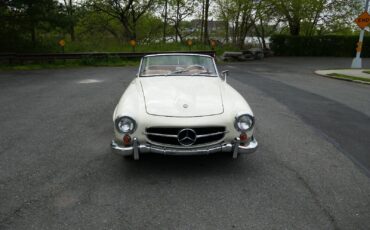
left=210, top=39, right=217, bottom=49
left=129, top=39, right=137, bottom=52
left=354, top=11, right=370, bottom=29
left=129, top=39, right=137, bottom=47
left=58, top=39, right=65, bottom=47
left=186, top=39, right=193, bottom=51
left=349, top=0, right=369, bottom=68
left=186, top=39, right=193, bottom=46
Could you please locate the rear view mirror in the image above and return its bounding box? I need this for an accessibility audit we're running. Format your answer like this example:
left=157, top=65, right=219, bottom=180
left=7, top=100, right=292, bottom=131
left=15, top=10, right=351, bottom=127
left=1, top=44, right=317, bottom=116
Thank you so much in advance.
left=221, top=70, right=229, bottom=82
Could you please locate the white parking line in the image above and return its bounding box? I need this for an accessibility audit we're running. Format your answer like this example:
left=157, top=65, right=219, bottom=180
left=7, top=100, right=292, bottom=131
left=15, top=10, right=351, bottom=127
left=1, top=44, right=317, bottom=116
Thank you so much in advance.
left=78, top=79, right=103, bottom=84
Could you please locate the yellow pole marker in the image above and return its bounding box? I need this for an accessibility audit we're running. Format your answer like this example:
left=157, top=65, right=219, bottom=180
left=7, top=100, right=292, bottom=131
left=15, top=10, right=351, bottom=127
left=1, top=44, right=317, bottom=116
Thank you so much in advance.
left=187, top=39, right=193, bottom=46
left=129, top=39, right=137, bottom=52
left=58, top=39, right=65, bottom=47
left=186, top=39, right=193, bottom=51
left=210, top=39, right=217, bottom=50
left=356, top=42, right=363, bottom=52
left=58, top=39, right=65, bottom=54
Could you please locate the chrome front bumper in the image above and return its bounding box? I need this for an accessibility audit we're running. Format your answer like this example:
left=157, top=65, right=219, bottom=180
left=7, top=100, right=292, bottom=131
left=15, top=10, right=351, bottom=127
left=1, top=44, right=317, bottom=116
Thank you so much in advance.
left=111, top=137, right=258, bottom=160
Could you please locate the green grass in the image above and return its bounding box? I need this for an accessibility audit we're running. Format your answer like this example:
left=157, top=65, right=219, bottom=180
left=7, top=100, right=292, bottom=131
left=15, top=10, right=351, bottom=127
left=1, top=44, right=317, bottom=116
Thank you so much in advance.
left=0, top=58, right=139, bottom=71
left=327, top=73, right=370, bottom=83
left=0, top=41, right=242, bottom=71
left=64, top=39, right=239, bottom=56
left=362, top=70, right=370, bottom=74
left=34, top=38, right=240, bottom=56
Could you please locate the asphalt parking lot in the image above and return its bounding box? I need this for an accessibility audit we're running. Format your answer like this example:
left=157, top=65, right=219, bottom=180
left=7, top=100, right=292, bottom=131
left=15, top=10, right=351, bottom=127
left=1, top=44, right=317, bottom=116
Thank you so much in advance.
left=0, top=57, right=370, bottom=229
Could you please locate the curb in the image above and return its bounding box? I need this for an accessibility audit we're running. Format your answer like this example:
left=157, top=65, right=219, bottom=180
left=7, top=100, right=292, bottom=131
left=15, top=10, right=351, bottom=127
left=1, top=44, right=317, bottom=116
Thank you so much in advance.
left=314, top=71, right=370, bottom=85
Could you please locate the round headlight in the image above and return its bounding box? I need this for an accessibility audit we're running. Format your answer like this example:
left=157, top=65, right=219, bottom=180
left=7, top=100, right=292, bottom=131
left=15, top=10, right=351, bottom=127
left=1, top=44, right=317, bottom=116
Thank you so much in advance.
left=235, top=114, right=254, bottom=131
left=115, top=116, right=136, bottom=134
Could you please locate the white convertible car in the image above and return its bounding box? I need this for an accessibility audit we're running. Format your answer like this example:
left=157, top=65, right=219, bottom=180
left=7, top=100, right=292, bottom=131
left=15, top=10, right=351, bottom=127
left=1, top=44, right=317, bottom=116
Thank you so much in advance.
left=111, top=53, right=258, bottom=160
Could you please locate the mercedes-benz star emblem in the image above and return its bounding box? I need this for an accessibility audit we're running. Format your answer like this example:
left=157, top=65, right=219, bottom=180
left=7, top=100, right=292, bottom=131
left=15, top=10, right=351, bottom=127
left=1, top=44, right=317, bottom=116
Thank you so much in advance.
left=177, top=128, right=197, bottom=146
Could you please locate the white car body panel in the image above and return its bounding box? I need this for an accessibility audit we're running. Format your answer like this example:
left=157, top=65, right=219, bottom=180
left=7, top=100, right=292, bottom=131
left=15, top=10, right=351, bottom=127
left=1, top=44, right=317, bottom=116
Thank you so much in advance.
left=113, top=77, right=253, bottom=143
left=111, top=53, right=257, bottom=158
left=140, top=77, right=224, bottom=117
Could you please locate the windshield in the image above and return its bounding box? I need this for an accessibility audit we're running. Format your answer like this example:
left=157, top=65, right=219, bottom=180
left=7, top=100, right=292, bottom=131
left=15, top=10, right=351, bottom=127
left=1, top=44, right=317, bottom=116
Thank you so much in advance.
left=139, top=55, right=218, bottom=77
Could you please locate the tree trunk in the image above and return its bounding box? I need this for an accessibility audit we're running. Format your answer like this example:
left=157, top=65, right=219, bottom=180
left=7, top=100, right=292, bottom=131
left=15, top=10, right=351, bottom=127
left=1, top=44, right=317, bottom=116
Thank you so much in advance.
left=307, top=11, right=319, bottom=36
left=224, top=21, right=229, bottom=43
left=200, top=0, right=204, bottom=42
left=70, top=25, right=75, bottom=41
left=260, top=18, right=266, bottom=49
left=66, top=0, right=75, bottom=41
left=203, top=0, right=210, bottom=44
left=238, top=11, right=246, bottom=48
left=175, top=0, right=180, bottom=42
left=132, top=32, right=137, bottom=40
left=176, top=26, right=183, bottom=42
left=231, top=25, right=235, bottom=44
left=120, top=18, right=135, bottom=41
left=31, top=25, right=36, bottom=47
left=232, top=4, right=241, bottom=45
left=289, top=20, right=300, bottom=36
left=233, top=20, right=238, bottom=45
left=163, top=0, right=168, bottom=43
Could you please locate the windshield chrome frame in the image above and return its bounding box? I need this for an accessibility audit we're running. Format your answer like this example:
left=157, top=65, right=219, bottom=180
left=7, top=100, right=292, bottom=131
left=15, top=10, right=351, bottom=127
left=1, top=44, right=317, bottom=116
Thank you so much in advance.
left=137, top=54, right=220, bottom=78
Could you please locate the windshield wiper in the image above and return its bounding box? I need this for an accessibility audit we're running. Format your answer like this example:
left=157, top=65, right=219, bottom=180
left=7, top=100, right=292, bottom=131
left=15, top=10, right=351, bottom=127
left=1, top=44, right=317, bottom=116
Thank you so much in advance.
left=166, top=69, right=186, bottom=75
left=191, top=71, right=216, bottom=76
left=140, top=74, right=168, bottom=77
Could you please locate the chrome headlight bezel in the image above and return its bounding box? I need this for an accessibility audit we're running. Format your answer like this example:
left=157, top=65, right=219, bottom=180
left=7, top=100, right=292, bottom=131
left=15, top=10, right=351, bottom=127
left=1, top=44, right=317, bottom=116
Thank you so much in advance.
left=234, top=114, right=255, bottom=132
left=115, top=116, right=136, bottom=134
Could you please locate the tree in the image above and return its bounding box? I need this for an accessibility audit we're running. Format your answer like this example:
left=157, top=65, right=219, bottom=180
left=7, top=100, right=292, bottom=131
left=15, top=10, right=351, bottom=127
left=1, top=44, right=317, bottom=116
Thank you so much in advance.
left=167, top=0, right=195, bottom=42
left=91, top=0, right=155, bottom=40
left=202, top=0, right=210, bottom=44
left=312, top=0, right=361, bottom=35
left=216, top=0, right=254, bottom=46
left=237, top=0, right=254, bottom=47
left=215, top=0, right=231, bottom=43
left=1, top=0, right=65, bottom=49
left=252, top=0, right=281, bottom=49
left=62, top=0, right=77, bottom=41
left=162, top=0, right=168, bottom=42
left=76, top=9, right=124, bottom=42
left=269, top=0, right=305, bottom=35
left=77, top=4, right=162, bottom=43
left=270, top=0, right=361, bottom=36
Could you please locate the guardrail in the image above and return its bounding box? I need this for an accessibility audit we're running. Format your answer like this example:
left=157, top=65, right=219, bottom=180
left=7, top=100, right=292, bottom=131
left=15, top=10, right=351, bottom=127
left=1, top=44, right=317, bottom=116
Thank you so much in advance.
left=0, top=51, right=216, bottom=64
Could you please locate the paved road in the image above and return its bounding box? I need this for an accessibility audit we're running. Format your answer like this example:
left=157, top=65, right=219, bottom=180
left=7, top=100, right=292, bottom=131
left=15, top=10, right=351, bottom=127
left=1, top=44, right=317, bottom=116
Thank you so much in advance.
left=0, top=58, right=369, bottom=229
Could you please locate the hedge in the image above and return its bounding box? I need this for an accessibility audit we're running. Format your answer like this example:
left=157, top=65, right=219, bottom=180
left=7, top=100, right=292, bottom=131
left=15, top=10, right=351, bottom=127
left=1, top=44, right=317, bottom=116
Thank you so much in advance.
left=270, top=35, right=370, bottom=57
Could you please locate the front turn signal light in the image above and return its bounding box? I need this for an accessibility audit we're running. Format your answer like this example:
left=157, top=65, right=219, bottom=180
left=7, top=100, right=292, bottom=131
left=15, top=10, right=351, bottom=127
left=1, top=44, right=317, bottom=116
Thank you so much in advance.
left=240, top=133, right=248, bottom=142
left=123, top=134, right=132, bottom=146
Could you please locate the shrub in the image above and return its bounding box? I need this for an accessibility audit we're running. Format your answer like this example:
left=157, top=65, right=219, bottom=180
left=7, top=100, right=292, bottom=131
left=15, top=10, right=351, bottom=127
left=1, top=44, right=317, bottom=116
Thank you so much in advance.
left=270, top=35, right=370, bottom=57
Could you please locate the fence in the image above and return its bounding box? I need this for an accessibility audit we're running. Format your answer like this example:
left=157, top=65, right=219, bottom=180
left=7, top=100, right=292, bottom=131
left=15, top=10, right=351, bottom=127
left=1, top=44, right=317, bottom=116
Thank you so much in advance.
left=0, top=51, right=216, bottom=64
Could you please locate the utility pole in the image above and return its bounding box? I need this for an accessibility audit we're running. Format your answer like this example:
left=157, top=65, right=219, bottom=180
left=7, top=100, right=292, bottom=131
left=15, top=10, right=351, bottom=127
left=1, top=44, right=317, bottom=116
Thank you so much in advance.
left=351, top=0, right=370, bottom=68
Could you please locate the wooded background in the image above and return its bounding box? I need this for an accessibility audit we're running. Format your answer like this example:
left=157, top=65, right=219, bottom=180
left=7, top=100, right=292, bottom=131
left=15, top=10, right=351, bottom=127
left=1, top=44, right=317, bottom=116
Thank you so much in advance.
left=0, top=0, right=364, bottom=54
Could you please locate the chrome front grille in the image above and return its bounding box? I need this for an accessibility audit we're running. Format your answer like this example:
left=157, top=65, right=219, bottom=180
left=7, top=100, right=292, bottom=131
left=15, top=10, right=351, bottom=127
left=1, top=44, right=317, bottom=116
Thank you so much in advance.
left=145, top=127, right=226, bottom=146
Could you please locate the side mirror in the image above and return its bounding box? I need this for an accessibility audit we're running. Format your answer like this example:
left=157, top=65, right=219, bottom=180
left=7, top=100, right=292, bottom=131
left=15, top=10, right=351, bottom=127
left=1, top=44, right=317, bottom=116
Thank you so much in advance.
left=221, top=70, right=229, bottom=82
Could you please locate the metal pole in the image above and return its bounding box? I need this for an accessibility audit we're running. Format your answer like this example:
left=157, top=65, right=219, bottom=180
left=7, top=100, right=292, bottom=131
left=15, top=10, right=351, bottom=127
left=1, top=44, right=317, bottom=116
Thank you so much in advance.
left=352, top=0, right=370, bottom=68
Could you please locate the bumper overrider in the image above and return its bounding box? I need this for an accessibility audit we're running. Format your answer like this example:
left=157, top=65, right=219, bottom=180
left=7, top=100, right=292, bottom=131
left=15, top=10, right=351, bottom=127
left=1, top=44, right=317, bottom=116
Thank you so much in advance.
left=111, top=137, right=258, bottom=160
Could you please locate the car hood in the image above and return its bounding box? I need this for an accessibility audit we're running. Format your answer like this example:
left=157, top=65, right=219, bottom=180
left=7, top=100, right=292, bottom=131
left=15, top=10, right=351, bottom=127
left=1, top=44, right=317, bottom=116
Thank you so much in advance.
left=139, top=76, right=224, bottom=117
